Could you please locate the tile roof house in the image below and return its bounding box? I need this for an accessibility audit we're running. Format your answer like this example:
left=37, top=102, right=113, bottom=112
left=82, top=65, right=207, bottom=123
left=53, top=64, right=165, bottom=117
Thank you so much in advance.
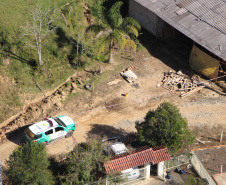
left=129, top=0, right=226, bottom=78
left=104, top=146, right=171, bottom=174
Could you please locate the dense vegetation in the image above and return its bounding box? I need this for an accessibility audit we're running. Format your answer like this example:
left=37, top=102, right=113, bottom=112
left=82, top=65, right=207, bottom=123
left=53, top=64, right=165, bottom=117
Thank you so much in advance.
left=6, top=142, right=54, bottom=185
left=0, top=0, right=137, bottom=123
left=5, top=135, right=111, bottom=185
left=136, top=102, right=195, bottom=154
left=61, top=136, right=109, bottom=184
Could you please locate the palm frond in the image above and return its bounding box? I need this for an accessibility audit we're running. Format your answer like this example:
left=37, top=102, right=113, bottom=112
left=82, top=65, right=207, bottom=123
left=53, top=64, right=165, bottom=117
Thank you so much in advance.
left=90, top=1, right=107, bottom=22
left=95, top=34, right=112, bottom=54
left=122, top=17, right=141, bottom=31
left=124, top=25, right=139, bottom=37
left=86, top=25, right=105, bottom=33
left=107, top=1, right=123, bottom=28
left=125, top=39, right=137, bottom=51
left=113, top=29, right=126, bottom=51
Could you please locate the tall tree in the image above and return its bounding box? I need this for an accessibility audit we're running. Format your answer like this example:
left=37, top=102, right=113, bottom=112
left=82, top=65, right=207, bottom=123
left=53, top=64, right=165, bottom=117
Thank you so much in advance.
left=22, top=4, right=54, bottom=65
left=88, top=1, right=141, bottom=63
left=136, top=102, right=195, bottom=154
left=6, top=142, right=54, bottom=185
left=62, top=135, right=109, bottom=184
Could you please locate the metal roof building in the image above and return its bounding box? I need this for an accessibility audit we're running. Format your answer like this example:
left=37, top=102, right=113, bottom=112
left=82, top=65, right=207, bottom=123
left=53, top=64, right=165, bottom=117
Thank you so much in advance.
left=129, top=0, right=226, bottom=61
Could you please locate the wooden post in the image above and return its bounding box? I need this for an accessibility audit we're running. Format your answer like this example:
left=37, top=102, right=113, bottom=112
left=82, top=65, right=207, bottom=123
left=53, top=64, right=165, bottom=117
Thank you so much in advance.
left=221, top=165, right=223, bottom=173
left=93, top=81, right=94, bottom=93
left=220, top=130, right=223, bottom=143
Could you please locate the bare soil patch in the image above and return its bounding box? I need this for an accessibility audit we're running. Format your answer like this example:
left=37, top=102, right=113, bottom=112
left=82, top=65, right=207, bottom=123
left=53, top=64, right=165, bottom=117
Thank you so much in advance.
left=194, top=146, right=226, bottom=175
left=1, top=37, right=226, bottom=166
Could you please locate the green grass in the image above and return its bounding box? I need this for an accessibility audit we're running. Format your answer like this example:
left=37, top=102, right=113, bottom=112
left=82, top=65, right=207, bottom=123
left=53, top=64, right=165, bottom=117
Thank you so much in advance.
left=0, top=0, right=93, bottom=122
left=0, top=0, right=140, bottom=123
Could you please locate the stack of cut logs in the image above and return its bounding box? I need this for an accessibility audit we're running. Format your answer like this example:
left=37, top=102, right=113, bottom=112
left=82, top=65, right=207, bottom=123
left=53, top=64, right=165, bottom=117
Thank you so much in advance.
left=161, top=70, right=207, bottom=98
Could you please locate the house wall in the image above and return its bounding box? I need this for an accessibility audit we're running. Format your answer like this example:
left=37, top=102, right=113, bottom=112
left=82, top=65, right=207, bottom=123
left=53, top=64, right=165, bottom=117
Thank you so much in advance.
left=157, top=162, right=164, bottom=178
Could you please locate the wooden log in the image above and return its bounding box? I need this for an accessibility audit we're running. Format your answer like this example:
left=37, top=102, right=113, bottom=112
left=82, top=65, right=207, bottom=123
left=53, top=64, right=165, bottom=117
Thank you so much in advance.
left=181, top=86, right=204, bottom=98
left=196, top=138, right=205, bottom=144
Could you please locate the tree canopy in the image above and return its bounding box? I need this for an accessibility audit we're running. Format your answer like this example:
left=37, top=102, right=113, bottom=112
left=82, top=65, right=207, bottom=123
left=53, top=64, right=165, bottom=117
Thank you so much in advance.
left=6, top=142, right=54, bottom=185
left=136, top=102, right=195, bottom=154
left=88, top=1, right=141, bottom=63
left=61, top=135, right=110, bottom=184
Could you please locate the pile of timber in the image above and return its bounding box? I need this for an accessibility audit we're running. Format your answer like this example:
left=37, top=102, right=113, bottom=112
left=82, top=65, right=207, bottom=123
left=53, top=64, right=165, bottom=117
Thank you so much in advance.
left=161, top=70, right=208, bottom=98
left=162, top=70, right=200, bottom=91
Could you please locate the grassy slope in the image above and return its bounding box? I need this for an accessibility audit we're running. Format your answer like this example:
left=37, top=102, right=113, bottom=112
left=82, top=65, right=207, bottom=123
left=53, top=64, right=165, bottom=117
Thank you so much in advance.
left=0, top=0, right=90, bottom=122
left=0, top=0, right=137, bottom=123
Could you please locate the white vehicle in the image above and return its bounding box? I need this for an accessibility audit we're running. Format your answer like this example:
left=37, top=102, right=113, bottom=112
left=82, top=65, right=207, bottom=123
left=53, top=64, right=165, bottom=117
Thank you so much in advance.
left=121, top=167, right=140, bottom=180
left=24, top=115, right=76, bottom=144
left=102, top=137, right=140, bottom=180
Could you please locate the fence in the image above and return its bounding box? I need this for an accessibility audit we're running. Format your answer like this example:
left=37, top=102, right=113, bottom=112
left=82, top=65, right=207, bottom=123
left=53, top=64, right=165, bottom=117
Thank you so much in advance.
left=191, top=152, right=216, bottom=185
left=164, top=154, right=191, bottom=171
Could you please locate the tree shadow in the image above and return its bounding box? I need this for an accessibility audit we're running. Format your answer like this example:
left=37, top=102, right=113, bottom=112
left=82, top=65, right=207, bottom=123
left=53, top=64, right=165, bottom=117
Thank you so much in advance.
left=55, top=27, right=70, bottom=49
left=5, top=125, right=29, bottom=145
left=1, top=50, right=38, bottom=70
left=49, top=156, right=67, bottom=185
left=138, top=28, right=193, bottom=72
left=88, top=124, right=137, bottom=145
left=0, top=31, right=38, bottom=70
left=55, top=27, right=87, bottom=69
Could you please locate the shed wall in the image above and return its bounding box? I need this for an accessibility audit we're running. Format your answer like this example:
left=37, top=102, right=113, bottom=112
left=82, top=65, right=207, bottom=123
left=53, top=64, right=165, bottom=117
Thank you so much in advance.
left=129, top=0, right=158, bottom=36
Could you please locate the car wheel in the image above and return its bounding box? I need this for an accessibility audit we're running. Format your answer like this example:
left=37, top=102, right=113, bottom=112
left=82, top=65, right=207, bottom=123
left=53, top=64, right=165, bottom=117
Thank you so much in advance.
left=65, top=130, right=73, bottom=138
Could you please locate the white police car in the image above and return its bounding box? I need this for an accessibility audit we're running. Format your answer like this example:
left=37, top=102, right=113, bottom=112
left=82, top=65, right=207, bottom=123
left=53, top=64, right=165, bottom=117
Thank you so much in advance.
left=24, top=115, right=76, bottom=144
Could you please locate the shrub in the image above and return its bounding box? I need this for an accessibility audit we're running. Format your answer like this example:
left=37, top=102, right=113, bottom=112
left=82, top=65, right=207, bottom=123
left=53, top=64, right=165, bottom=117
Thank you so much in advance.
left=62, top=135, right=110, bottom=184
left=6, top=142, right=54, bottom=185
left=136, top=102, right=195, bottom=154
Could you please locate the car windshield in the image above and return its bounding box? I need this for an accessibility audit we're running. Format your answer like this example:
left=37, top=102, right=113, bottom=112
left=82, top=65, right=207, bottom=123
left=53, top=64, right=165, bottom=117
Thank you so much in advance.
left=25, top=128, right=42, bottom=140
left=25, top=128, right=35, bottom=138
left=53, top=117, right=66, bottom=127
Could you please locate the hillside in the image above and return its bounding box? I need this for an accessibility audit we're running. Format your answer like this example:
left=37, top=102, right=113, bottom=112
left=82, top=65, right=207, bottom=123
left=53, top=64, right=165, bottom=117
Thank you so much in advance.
left=0, top=0, right=101, bottom=123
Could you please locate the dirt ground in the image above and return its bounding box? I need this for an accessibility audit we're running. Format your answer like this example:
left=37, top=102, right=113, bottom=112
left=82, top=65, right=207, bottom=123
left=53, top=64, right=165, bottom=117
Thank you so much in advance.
left=0, top=36, right=226, bottom=167
left=194, top=146, right=226, bottom=175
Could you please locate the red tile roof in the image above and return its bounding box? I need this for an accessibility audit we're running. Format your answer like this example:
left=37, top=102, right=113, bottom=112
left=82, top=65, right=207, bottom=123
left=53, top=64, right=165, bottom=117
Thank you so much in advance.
left=104, top=146, right=171, bottom=174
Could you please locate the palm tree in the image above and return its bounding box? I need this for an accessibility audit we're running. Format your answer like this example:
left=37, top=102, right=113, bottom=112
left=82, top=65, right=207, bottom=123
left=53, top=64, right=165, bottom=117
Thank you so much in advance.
left=88, top=1, right=141, bottom=64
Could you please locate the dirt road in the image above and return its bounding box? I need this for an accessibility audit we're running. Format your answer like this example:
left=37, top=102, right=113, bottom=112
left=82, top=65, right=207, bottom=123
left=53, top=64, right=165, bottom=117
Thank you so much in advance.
left=1, top=45, right=226, bottom=166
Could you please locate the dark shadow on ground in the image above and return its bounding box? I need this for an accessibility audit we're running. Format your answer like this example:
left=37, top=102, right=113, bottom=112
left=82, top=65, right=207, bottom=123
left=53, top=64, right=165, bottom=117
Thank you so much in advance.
left=88, top=124, right=137, bottom=145
left=6, top=125, right=30, bottom=145
left=49, top=156, right=67, bottom=185
left=55, top=27, right=70, bottom=49
left=138, top=28, right=193, bottom=72
left=55, top=27, right=86, bottom=69
left=1, top=50, right=38, bottom=70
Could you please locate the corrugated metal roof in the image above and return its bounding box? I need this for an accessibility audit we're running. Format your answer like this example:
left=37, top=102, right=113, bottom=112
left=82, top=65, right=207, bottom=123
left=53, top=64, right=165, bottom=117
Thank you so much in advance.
left=131, top=0, right=226, bottom=60
left=104, top=146, right=171, bottom=174
left=177, top=0, right=226, bottom=34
